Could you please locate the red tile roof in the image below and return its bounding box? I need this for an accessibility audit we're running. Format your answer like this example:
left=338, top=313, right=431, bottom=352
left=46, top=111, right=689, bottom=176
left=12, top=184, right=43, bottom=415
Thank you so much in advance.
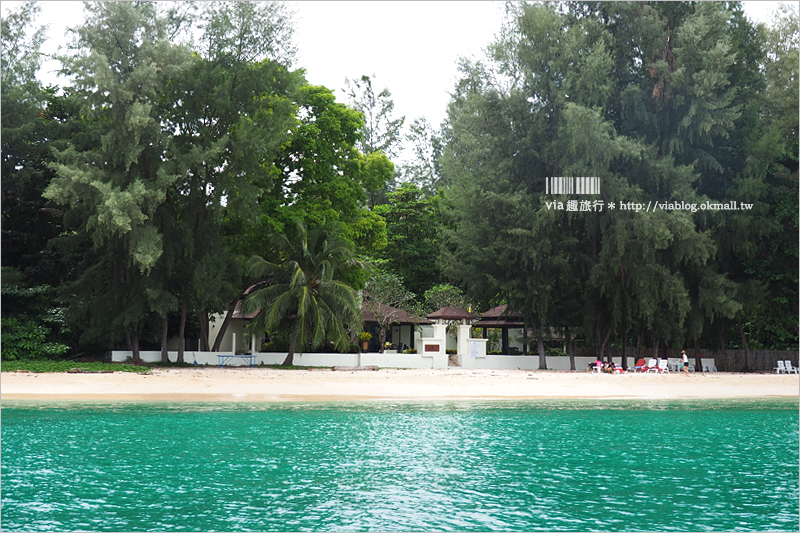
left=362, top=304, right=431, bottom=324
left=427, top=306, right=477, bottom=320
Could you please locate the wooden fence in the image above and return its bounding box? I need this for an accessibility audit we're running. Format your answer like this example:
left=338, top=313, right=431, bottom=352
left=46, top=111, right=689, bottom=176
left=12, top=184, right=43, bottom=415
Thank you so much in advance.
left=574, top=347, right=798, bottom=372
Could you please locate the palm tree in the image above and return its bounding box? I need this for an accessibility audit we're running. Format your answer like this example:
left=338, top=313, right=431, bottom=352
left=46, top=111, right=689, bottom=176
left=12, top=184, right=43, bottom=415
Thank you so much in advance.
left=242, top=221, right=364, bottom=366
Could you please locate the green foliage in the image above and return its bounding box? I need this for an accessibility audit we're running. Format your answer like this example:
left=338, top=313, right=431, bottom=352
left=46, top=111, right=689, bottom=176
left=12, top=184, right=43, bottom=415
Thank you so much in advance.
left=242, top=221, right=365, bottom=365
left=1, top=2, right=77, bottom=287
left=358, top=151, right=395, bottom=193
left=362, top=270, right=419, bottom=351
left=545, top=347, right=568, bottom=358
left=1, top=267, right=71, bottom=361
left=344, top=74, right=405, bottom=159
left=2, top=0, right=796, bottom=362
left=1, top=316, right=69, bottom=361
left=422, top=284, right=475, bottom=315
left=374, top=183, right=443, bottom=295
left=1, top=1, right=47, bottom=88
left=200, top=1, right=296, bottom=64
left=1, top=360, right=148, bottom=373
left=440, top=0, right=796, bottom=360
left=273, top=84, right=388, bottom=257
left=397, top=117, right=445, bottom=196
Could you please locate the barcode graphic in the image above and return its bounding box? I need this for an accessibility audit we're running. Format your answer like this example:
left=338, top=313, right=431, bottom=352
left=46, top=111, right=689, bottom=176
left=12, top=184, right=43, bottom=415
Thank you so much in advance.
left=546, top=177, right=600, bottom=195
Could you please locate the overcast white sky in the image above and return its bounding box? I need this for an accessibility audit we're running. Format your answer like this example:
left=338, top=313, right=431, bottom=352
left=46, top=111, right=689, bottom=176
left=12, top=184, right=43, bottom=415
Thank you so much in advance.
left=1, top=1, right=788, bottom=138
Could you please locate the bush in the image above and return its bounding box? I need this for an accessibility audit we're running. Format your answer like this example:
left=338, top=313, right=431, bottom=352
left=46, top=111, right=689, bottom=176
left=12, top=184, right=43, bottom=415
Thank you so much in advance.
left=1, top=316, right=69, bottom=361
left=546, top=347, right=568, bottom=357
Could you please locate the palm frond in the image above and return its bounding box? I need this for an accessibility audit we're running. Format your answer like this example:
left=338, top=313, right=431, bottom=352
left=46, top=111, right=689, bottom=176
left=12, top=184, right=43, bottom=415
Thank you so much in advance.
left=245, top=219, right=365, bottom=352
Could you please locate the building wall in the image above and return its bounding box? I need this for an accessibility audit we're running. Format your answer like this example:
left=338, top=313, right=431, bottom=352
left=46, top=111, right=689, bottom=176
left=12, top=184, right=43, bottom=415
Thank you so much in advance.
left=207, top=315, right=252, bottom=353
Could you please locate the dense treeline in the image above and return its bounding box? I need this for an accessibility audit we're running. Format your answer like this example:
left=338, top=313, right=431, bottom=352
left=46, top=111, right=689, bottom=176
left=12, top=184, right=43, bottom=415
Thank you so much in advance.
left=2, top=1, right=797, bottom=367
left=440, top=1, right=798, bottom=367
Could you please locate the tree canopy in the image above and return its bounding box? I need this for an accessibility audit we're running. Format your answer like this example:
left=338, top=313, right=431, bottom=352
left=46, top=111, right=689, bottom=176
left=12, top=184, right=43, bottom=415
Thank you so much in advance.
left=2, top=1, right=796, bottom=363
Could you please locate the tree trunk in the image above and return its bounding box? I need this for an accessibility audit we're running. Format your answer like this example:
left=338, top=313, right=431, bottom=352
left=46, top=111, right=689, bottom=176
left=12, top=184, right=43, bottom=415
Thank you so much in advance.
left=620, top=288, right=628, bottom=369
left=599, top=327, right=612, bottom=361
left=718, top=320, right=727, bottom=370
left=537, top=335, right=546, bottom=370
left=107, top=328, right=115, bottom=363
left=178, top=187, right=201, bottom=364
left=740, top=322, right=751, bottom=371
left=177, top=292, right=188, bottom=364
left=160, top=315, right=170, bottom=364
left=522, top=325, right=528, bottom=354
left=532, top=322, right=546, bottom=370
left=694, top=337, right=702, bottom=372
left=378, top=325, right=387, bottom=353
left=198, top=309, right=210, bottom=351
left=282, top=332, right=296, bottom=366
left=131, top=329, right=141, bottom=364
left=636, top=333, right=641, bottom=362
left=594, top=311, right=603, bottom=359
left=652, top=336, right=659, bottom=361
left=621, top=330, right=628, bottom=370
left=566, top=327, right=576, bottom=371
left=212, top=295, right=243, bottom=352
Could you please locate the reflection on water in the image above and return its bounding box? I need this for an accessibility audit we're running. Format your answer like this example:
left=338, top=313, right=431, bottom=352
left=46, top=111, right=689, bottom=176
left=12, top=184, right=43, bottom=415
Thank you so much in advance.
left=2, top=398, right=798, bottom=532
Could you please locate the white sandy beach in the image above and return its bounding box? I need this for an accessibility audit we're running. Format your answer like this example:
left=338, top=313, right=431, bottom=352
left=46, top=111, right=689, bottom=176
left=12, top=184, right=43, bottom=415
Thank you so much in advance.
left=2, top=367, right=798, bottom=401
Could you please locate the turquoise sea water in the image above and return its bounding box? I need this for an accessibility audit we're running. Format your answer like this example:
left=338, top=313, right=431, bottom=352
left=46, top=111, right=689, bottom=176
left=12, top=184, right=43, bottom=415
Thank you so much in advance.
left=2, top=398, right=798, bottom=532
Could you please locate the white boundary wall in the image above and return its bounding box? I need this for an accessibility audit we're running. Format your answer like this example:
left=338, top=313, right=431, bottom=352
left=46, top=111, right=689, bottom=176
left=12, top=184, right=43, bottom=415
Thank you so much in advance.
left=112, top=351, right=715, bottom=371
left=111, top=350, right=436, bottom=369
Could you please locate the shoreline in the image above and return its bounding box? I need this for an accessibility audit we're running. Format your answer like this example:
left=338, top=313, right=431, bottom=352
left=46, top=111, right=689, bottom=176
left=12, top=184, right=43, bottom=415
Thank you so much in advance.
left=2, top=367, right=798, bottom=402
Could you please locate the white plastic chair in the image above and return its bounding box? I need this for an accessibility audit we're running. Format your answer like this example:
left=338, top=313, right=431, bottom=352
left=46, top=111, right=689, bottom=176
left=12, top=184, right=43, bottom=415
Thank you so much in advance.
left=645, top=358, right=660, bottom=373
left=784, top=361, right=799, bottom=374
left=658, top=359, right=670, bottom=373
left=775, top=361, right=786, bottom=374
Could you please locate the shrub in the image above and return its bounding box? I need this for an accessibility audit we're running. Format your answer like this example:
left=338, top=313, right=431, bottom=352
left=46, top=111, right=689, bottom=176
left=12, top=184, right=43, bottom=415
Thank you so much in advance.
left=546, top=347, right=568, bottom=357
left=1, top=316, right=69, bottom=361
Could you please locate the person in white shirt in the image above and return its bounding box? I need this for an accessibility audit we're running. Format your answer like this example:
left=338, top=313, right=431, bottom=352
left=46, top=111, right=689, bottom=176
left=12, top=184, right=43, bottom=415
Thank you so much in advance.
left=681, top=350, right=690, bottom=375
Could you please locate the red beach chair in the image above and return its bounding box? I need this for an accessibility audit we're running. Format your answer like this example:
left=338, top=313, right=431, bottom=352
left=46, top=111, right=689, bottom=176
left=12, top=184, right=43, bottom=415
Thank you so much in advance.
left=629, top=359, right=647, bottom=372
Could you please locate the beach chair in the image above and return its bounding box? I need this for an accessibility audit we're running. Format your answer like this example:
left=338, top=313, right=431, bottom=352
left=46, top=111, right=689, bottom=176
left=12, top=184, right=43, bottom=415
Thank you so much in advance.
left=644, top=358, right=660, bottom=373
left=784, top=361, right=799, bottom=374
left=628, top=359, right=647, bottom=372
left=658, top=359, right=669, bottom=373
left=774, top=361, right=786, bottom=374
